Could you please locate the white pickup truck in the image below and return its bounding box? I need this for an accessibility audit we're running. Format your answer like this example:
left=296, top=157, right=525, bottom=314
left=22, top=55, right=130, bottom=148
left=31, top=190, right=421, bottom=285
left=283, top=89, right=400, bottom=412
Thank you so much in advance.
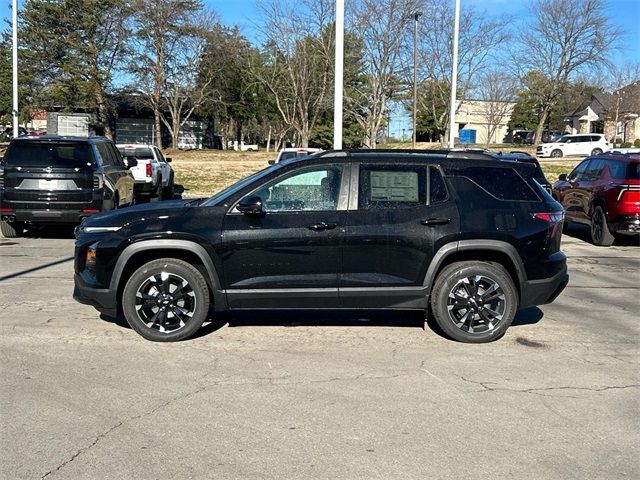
left=116, top=144, right=175, bottom=201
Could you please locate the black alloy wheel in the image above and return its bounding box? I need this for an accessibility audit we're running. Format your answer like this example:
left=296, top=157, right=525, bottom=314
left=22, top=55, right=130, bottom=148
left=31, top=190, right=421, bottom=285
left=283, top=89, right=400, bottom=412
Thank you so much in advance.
left=431, top=261, right=517, bottom=343
left=590, top=206, right=615, bottom=246
left=122, top=258, right=210, bottom=341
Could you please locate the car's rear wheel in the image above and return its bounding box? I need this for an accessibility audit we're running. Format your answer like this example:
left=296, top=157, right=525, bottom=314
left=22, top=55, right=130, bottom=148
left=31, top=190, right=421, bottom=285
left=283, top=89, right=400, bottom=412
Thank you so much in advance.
left=551, top=149, right=563, bottom=158
left=0, top=220, right=24, bottom=238
left=431, top=261, right=518, bottom=343
left=591, top=148, right=603, bottom=156
left=122, top=258, right=210, bottom=342
left=590, top=206, right=614, bottom=246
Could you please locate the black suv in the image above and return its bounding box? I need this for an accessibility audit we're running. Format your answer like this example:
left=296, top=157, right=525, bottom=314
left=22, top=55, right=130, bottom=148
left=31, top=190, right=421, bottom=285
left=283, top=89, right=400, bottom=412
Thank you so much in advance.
left=73, top=150, right=568, bottom=343
left=0, top=136, right=136, bottom=237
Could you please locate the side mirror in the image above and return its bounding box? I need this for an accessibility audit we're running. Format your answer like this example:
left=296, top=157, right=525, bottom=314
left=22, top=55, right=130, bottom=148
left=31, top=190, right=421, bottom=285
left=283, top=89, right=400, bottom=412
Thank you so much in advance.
left=165, top=157, right=172, bottom=163
left=558, top=174, right=567, bottom=181
left=268, top=160, right=275, bottom=165
left=237, top=195, right=264, bottom=215
left=124, top=158, right=138, bottom=169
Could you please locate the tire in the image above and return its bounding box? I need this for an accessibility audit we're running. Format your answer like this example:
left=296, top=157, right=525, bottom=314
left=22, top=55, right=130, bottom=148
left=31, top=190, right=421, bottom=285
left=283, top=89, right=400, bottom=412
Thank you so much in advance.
left=0, top=220, right=24, bottom=238
left=590, top=206, right=614, bottom=246
left=430, top=261, right=518, bottom=343
left=154, top=175, right=162, bottom=199
left=591, top=148, right=603, bottom=156
left=551, top=149, right=563, bottom=158
left=161, top=173, right=174, bottom=200
left=122, top=258, right=210, bottom=342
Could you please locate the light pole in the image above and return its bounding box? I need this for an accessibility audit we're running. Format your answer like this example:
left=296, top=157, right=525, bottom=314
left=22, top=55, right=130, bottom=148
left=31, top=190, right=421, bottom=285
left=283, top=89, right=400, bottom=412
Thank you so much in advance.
left=448, top=0, right=461, bottom=148
left=412, top=11, right=422, bottom=149
left=333, top=0, right=344, bottom=150
left=12, top=0, right=19, bottom=138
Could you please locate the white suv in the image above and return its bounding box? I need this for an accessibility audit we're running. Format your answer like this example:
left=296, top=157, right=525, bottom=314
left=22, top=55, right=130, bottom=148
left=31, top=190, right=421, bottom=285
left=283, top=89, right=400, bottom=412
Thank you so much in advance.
left=537, top=134, right=609, bottom=158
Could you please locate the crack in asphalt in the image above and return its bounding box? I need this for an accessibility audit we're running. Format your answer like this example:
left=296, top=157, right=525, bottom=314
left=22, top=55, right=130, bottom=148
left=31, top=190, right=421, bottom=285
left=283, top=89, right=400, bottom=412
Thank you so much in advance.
left=38, top=371, right=404, bottom=479
left=459, top=377, right=640, bottom=398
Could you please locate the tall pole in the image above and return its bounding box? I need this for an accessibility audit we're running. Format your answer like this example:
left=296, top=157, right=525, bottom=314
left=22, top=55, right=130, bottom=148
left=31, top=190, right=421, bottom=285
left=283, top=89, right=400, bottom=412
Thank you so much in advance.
left=448, top=0, right=460, bottom=148
left=333, top=0, right=344, bottom=150
left=412, top=12, right=421, bottom=149
left=12, top=0, right=19, bottom=138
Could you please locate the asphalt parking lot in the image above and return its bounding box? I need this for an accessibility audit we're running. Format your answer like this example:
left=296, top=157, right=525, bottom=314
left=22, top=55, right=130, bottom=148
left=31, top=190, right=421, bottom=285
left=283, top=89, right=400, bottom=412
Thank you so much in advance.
left=1, top=227, right=638, bottom=479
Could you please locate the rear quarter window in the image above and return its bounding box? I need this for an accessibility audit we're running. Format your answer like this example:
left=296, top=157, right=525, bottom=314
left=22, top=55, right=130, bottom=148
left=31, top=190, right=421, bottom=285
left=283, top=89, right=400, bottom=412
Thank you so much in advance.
left=454, top=167, right=540, bottom=201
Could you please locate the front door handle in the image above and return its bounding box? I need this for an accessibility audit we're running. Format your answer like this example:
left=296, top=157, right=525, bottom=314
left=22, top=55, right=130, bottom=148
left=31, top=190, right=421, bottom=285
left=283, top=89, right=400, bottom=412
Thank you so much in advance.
left=421, top=218, right=450, bottom=226
left=307, top=222, right=337, bottom=231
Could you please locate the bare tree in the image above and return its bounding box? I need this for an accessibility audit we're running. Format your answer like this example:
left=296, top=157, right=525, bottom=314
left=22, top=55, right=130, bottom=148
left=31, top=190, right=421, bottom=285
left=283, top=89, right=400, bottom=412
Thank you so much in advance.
left=345, top=0, right=417, bottom=148
left=477, top=71, right=517, bottom=144
left=252, top=0, right=334, bottom=148
left=516, top=0, right=623, bottom=146
left=414, top=0, right=510, bottom=143
left=130, top=0, right=205, bottom=148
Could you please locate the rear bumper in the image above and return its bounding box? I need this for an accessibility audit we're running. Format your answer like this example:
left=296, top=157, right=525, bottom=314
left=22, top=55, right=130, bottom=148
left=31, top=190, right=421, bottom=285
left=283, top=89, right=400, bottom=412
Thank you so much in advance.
left=5, top=206, right=102, bottom=224
left=73, top=272, right=118, bottom=317
left=134, top=180, right=155, bottom=194
left=520, top=267, right=569, bottom=308
left=610, top=214, right=640, bottom=234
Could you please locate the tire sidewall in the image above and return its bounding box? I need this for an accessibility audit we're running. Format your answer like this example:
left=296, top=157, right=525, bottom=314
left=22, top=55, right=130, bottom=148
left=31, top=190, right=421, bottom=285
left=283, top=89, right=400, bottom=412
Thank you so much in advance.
left=122, top=258, right=210, bottom=342
left=431, top=262, right=518, bottom=343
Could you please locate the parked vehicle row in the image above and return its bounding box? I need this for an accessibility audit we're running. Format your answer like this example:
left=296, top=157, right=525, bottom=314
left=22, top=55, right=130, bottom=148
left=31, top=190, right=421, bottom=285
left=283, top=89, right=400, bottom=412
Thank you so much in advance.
left=73, top=149, right=568, bottom=344
left=552, top=152, right=640, bottom=246
left=0, top=136, right=174, bottom=238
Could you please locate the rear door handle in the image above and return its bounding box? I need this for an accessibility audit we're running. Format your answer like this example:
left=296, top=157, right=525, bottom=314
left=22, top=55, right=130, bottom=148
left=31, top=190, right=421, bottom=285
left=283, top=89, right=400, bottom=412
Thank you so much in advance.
left=307, top=222, right=337, bottom=231
left=421, top=218, right=450, bottom=226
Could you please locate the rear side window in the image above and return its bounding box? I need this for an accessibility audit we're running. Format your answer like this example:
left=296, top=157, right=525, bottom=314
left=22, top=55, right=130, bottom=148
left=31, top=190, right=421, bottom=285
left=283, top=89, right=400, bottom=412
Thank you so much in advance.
left=2, top=142, right=94, bottom=168
left=607, top=160, right=640, bottom=180
left=429, top=167, right=448, bottom=203
left=456, top=167, right=540, bottom=201
left=96, top=143, right=114, bottom=167
left=359, top=165, right=426, bottom=209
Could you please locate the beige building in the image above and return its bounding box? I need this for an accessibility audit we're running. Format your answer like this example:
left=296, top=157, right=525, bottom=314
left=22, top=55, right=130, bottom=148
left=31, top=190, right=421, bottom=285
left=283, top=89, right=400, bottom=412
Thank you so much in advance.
left=454, top=99, right=516, bottom=144
left=565, top=81, right=640, bottom=144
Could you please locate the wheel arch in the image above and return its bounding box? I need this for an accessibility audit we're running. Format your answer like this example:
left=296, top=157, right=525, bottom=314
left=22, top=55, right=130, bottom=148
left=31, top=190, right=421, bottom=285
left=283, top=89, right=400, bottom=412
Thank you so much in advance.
left=110, top=240, right=226, bottom=313
left=424, top=240, right=526, bottom=300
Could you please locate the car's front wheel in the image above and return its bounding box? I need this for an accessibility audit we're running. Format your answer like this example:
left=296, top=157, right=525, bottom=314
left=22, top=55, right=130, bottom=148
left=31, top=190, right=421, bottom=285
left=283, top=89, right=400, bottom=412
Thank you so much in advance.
left=122, top=258, right=210, bottom=341
left=551, top=149, right=563, bottom=158
left=430, top=261, right=518, bottom=343
left=590, top=205, right=615, bottom=246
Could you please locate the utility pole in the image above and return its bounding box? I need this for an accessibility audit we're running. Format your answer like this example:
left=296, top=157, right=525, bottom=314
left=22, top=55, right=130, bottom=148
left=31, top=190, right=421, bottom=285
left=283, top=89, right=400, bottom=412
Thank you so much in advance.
left=333, top=0, right=344, bottom=150
left=12, top=0, right=19, bottom=138
left=448, top=0, right=461, bottom=148
left=412, top=11, right=422, bottom=149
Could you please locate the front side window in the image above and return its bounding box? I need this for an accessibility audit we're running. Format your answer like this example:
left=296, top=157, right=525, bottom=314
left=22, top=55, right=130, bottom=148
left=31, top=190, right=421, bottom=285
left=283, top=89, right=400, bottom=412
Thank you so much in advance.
left=359, top=165, right=427, bottom=209
left=568, top=159, right=590, bottom=182
left=250, top=165, right=343, bottom=212
left=583, top=159, right=605, bottom=181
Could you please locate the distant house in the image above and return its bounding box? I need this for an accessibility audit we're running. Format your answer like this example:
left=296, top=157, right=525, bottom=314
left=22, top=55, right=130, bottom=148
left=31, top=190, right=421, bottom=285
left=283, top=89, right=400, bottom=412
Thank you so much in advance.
left=565, top=81, right=640, bottom=144
left=453, top=99, right=516, bottom=144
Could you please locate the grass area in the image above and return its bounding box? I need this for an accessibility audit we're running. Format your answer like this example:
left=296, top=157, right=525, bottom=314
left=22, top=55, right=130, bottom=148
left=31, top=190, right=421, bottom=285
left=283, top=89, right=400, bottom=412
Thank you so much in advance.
left=169, top=148, right=579, bottom=196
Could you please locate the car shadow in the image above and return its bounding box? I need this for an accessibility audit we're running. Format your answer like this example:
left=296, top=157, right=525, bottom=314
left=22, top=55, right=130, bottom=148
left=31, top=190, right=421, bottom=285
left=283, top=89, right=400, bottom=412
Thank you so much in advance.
left=20, top=224, right=76, bottom=239
left=564, top=223, right=639, bottom=246
left=101, top=307, right=544, bottom=342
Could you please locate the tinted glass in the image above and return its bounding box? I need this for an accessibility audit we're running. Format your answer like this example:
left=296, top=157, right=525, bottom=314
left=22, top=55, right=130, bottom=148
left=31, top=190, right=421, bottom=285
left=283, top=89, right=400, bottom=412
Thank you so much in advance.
left=457, top=167, right=539, bottom=201
left=3, top=142, right=94, bottom=168
left=568, top=159, right=589, bottom=181
left=359, top=165, right=427, bottom=209
left=279, top=151, right=312, bottom=162
left=558, top=136, right=571, bottom=143
left=429, top=167, right=448, bottom=203
left=583, top=159, right=605, bottom=180
left=253, top=165, right=343, bottom=212
left=607, top=160, right=640, bottom=180
left=96, top=143, right=114, bottom=167
left=118, top=147, right=154, bottom=159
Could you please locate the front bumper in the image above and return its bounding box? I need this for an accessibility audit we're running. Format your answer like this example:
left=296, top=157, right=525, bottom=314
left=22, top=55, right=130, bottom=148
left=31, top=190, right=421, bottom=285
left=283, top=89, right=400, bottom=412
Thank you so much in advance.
left=73, top=272, right=118, bottom=317
left=520, top=267, right=569, bottom=307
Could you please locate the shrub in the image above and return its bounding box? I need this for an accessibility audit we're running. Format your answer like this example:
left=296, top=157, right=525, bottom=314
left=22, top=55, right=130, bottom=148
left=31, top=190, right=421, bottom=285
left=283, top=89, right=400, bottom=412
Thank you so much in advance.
left=621, top=142, right=632, bottom=148
left=634, top=139, right=640, bottom=148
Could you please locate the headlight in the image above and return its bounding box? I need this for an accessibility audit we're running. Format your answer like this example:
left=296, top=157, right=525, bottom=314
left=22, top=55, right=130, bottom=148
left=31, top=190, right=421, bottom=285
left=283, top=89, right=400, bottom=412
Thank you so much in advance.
left=83, top=226, right=122, bottom=233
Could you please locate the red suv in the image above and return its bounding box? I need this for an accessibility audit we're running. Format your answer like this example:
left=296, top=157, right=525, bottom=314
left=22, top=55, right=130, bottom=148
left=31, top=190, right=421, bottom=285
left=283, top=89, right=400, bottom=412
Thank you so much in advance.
left=553, top=153, right=640, bottom=246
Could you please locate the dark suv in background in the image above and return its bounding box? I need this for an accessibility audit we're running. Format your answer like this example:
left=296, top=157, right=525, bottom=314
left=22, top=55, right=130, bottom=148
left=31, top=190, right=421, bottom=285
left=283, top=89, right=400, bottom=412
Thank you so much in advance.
left=0, top=136, right=136, bottom=237
left=553, top=152, right=640, bottom=246
left=74, top=149, right=568, bottom=344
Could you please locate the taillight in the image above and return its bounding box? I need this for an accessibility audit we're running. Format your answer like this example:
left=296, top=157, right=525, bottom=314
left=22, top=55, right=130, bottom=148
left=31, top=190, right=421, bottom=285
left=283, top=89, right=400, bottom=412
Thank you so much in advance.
left=146, top=163, right=152, bottom=177
left=616, top=185, right=640, bottom=202
left=0, top=168, right=4, bottom=188
left=532, top=212, right=564, bottom=223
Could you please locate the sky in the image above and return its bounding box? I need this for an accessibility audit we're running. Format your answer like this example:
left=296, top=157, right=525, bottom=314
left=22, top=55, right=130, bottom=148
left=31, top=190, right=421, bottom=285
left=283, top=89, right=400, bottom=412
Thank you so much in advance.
left=2, top=0, right=639, bottom=137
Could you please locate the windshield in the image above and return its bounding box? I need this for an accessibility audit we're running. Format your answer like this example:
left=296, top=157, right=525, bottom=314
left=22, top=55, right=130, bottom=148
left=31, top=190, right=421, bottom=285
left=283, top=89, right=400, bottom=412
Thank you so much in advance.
left=2, top=141, right=94, bottom=168
left=202, top=164, right=282, bottom=206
